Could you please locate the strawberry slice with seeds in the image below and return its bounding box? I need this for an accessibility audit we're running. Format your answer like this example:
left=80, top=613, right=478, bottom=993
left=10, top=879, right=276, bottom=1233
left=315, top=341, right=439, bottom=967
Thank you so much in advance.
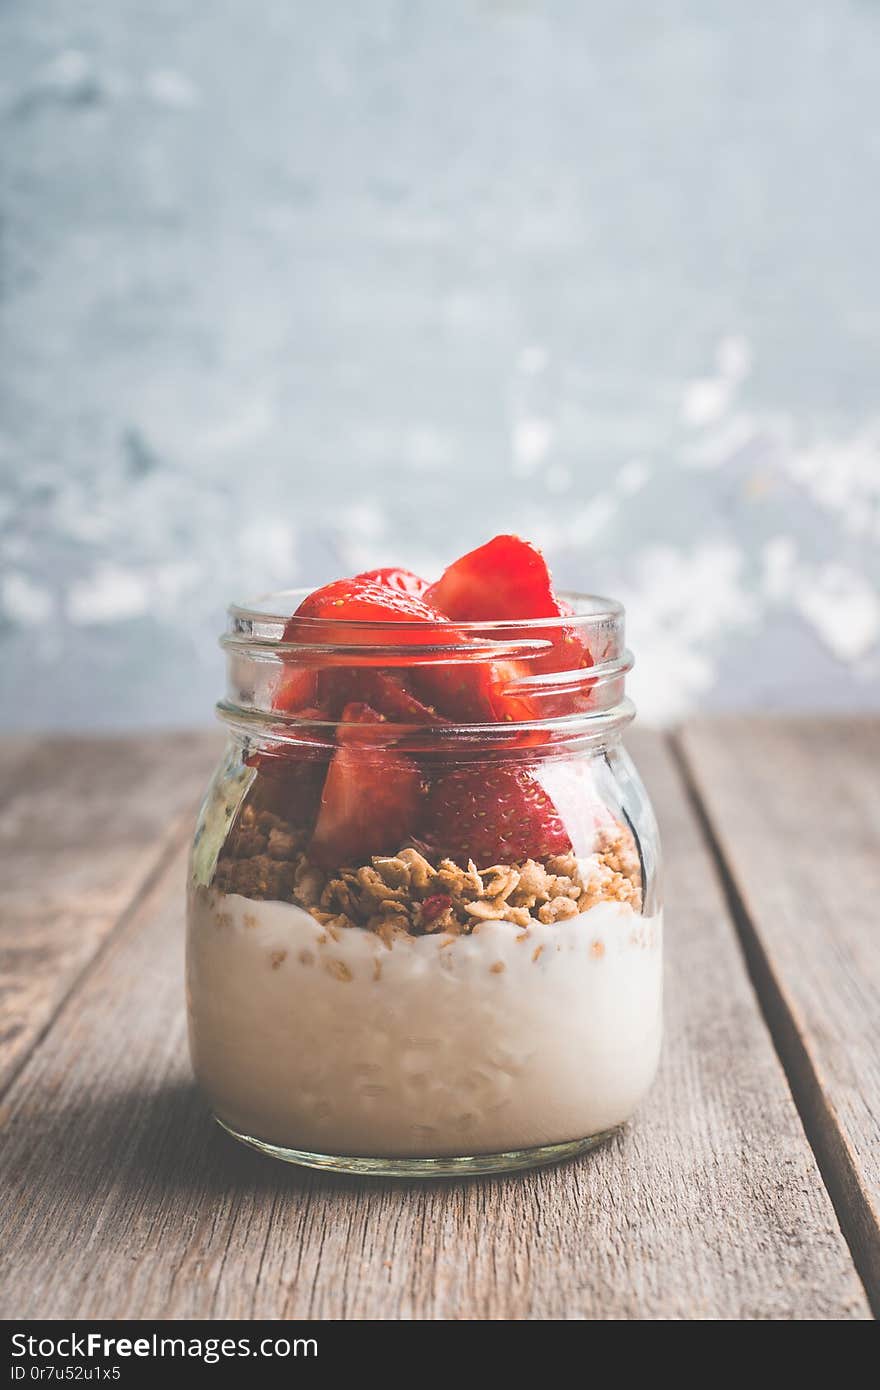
left=420, top=763, right=572, bottom=864
left=310, top=702, right=426, bottom=866
left=291, top=577, right=442, bottom=628
left=355, top=566, right=429, bottom=597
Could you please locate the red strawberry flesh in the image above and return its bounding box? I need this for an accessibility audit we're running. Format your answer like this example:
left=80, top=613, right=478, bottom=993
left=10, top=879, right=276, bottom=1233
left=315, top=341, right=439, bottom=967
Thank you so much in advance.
left=420, top=893, right=452, bottom=925
left=425, top=534, right=561, bottom=621
left=309, top=702, right=425, bottom=866
left=272, top=536, right=594, bottom=731
left=320, top=668, right=449, bottom=724
left=272, top=664, right=319, bottom=713
left=424, top=535, right=594, bottom=720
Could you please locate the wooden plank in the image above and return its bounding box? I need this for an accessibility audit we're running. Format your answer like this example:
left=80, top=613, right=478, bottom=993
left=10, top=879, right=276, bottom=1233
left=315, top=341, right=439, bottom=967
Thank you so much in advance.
left=0, top=731, right=868, bottom=1319
left=0, top=732, right=220, bottom=1091
left=678, top=715, right=880, bottom=1313
left=0, top=737, right=41, bottom=788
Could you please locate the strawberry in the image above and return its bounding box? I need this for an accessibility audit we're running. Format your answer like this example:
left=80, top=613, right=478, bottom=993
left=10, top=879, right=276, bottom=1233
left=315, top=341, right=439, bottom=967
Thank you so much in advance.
left=287, top=577, right=496, bottom=722
left=525, top=592, right=593, bottom=706
left=272, top=664, right=319, bottom=713
left=321, top=669, right=449, bottom=724
left=360, top=672, right=448, bottom=723
left=244, top=705, right=331, bottom=825
left=246, top=747, right=327, bottom=826
left=279, top=578, right=445, bottom=716
left=275, top=552, right=593, bottom=729
left=424, top=535, right=595, bottom=720
left=291, top=577, right=442, bottom=628
left=246, top=707, right=329, bottom=760
left=424, top=534, right=560, bottom=621
left=411, top=657, right=498, bottom=724
left=521, top=625, right=595, bottom=720
left=355, top=566, right=429, bottom=597
left=420, top=763, right=572, bottom=864
left=244, top=703, right=332, bottom=821
left=309, top=702, right=425, bottom=866
left=534, top=758, right=622, bottom=859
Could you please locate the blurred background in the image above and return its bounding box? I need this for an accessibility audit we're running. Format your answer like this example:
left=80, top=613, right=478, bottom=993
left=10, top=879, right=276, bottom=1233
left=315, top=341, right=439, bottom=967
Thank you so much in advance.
left=1, top=1, right=878, bottom=730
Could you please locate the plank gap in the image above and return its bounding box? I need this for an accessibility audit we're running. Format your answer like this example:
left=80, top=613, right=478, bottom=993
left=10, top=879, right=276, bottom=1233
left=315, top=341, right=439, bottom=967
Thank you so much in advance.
left=671, top=728, right=879, bottom=1319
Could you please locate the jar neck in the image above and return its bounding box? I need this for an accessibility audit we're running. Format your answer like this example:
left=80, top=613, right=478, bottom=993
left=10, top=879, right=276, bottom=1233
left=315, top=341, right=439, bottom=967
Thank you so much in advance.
left=219, top=709, right=634, bottom=765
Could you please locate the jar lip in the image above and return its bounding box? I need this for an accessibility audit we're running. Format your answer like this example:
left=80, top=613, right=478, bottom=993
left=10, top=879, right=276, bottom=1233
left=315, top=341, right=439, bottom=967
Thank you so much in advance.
left=227, top=587, right=624, bottom=633
left=221, top=588, right=632, bottom=743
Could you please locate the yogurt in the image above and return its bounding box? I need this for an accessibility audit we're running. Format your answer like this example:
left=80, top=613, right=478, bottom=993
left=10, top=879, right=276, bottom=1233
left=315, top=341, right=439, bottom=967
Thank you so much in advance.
left=187, top=885, right=662, bottom=1158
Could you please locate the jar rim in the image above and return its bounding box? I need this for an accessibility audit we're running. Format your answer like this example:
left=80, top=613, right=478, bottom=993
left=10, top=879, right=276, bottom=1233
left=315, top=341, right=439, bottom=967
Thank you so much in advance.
left=218, top=586, right=633, bottom=745
left=226, top=587, right=624, bottom=635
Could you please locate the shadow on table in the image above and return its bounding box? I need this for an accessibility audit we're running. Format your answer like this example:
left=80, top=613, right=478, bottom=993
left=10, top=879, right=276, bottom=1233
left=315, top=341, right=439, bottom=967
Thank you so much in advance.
left=7, top=1075, right=585, bottom=1206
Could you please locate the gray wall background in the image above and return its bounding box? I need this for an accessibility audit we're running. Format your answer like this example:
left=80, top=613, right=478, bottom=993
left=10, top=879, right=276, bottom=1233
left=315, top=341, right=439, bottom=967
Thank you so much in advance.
left=1, top=1, right=878, bottom=729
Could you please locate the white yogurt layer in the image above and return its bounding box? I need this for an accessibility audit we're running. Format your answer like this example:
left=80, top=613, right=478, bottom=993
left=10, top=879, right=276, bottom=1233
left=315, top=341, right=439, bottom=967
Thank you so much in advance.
left=187, top=887, right=662, bottom=1158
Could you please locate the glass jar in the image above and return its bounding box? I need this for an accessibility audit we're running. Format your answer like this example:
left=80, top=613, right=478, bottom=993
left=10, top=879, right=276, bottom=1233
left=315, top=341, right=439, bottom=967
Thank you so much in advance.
left=186, top=591, right=662, bottom=1176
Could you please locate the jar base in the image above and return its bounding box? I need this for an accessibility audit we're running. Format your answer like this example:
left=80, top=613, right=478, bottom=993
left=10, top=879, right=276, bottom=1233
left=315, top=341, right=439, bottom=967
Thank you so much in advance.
left=214, top=1114, right=619, bottom=1177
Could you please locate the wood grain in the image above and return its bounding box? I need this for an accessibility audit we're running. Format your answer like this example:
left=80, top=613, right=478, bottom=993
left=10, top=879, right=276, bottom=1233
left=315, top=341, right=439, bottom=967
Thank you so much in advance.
left=0, top=731, right=220, bottom=1092
left=678, top=716, right=880, bottom=1313
left=0, top=730, right=867, bottom=1319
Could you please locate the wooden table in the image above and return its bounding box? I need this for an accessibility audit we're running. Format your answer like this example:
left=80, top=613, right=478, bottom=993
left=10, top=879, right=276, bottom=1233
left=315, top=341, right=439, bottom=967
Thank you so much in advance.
left=1, top=719, right=877, bottom=1320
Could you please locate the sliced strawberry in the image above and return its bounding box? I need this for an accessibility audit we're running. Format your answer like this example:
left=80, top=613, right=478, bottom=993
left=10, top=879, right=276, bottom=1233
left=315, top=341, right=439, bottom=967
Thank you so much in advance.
left=245, top=711, right=330, bottom=826
left=320, top=669, right=449, bottom=724
left=518, top=625, right=596, bottom=720
left=278, top=566, right=592, bottom=728
left=248, top=757, right=326, bottom=825
left=425, top=534, right=560, bottom=621
left=355, top=566, right=429, bottom=597
left=291, top=577, right=442, bottom=627
left=286, top=577, right=496, bottom=722
left=411, top=657, right=498, bottom=723
left=420, top=763, right=572, bottom=864
left=309, top=702, right=425, bottom=866
left=246, top=706, right=330, bottom=769
left=533, top=758, right=621, bottom=859
left=360, top=672, right=448, bottom=723
left=272, top=664, right=319, bottom=713
left=244, top=703, right=332, bottom=825
left=423, top=535, right=594, bottom=720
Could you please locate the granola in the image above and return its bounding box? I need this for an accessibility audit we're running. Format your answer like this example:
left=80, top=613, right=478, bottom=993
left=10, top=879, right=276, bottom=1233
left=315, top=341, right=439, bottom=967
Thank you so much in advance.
left=214, top=804, right=643, bottom=937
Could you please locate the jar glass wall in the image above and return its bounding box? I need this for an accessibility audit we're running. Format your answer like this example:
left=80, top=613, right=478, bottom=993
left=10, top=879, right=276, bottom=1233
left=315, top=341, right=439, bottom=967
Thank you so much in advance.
left=186, top=592, right=662, bottom=1176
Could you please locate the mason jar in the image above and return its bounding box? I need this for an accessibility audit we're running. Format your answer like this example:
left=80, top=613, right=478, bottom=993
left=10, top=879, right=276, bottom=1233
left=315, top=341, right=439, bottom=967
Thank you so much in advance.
left=186, top=590, right=662, bottom=1176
